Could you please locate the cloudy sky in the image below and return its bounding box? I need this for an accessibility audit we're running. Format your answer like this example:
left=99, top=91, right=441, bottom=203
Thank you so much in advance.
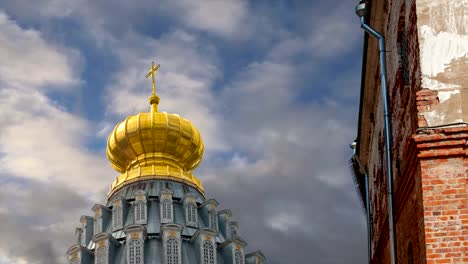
left=0, top=0, right=367, bottom=263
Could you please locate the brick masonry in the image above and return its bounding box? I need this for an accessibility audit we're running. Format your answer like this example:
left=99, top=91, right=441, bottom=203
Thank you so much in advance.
left=415, top=127, right=468, bottom=263
left=357, top=0, right=467, bottom=263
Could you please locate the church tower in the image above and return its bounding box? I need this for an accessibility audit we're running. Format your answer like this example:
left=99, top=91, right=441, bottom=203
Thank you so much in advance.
left=66, top=62, right=266, bottom=264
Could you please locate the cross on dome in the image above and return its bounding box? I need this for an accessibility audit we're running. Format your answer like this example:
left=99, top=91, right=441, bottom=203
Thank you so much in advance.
left=146, top=61, right=160, bottom=96
left=146, top=61, right=161, bottom=112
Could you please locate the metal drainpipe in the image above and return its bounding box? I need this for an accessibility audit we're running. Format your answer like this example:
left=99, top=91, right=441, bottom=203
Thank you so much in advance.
left=356, top=2, right=398, bottom=263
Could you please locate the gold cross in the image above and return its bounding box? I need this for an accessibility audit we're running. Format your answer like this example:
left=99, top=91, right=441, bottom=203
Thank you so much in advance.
left=146, top=61, right=160, bottom=96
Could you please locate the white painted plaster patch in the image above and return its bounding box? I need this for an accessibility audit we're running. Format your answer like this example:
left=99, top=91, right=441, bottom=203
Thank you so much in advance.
left=422, top=78, right=462, bottom=90
left=423, top=111, right=445, bottom=126
left=420, top=25, right=468, bottom=90
left=437, top=90, right=460, bottom=103
left=422, top=104, right=464, bottom=126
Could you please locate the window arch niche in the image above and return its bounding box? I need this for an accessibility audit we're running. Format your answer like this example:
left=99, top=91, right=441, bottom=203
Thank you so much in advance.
left=208, top=210, right=217, bottom=231
left=94, top=217, right=102, bottom=235
left=161, top=199, right=173, bottom=222
left=112, top=199, right=124, bottom=231
left=92, top=205, right=105, bottom=235
left=80, top=216, right=93, bottom=247
left=75, top=228, right=83, bottom=245
left=160, top=190, right=173, bottom=224
left=186, top=203, right=197, bottom=224
left=95, top=245, right=107, bottom=264
left=234, top=250, right=244, bottom=264
left=162, top=224, right=182, bottom=264
left=128, top=238, right=143, bottom=264
left=166, top=237, right=179, bottom=264
left=81, top=231, right=86, bottom=247
left=183, top=195, right=198, bottom=227
left=134, top=190, right=147, bottom=224
left=135, top=201, right=146, bottom=223
left=202, top=240, right=216, bottom=264
left=124, top=226, right=146, bottom=264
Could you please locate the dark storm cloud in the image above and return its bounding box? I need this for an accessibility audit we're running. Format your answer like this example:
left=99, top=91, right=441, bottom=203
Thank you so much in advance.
left=196, top=36, right=365, bottom=262
left=0, top=177, right=92, bottom=263
left=200, top=101, right=367, bottom=263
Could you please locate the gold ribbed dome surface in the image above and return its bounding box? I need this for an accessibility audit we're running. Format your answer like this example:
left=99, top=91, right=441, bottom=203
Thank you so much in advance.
left=106, top=62, right=204, bottom=197
left=107, top=112, right=204, bottom=173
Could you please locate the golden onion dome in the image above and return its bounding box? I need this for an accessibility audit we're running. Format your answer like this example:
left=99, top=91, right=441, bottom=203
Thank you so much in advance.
left=106, top=62, right=204, bottom=197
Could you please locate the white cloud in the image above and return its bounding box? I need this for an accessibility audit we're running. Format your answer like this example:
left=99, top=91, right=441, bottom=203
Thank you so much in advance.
left=160, top=0, right=250, bottom=38
left=0, top=254, right=28, bottom=264
left=267, top=2, right=362, bottom=62
left=105, top=30, right=227, bottom=152
left=0, top=13, right=110, bottom=195
left=268, top=210, right=303, bottom=233
left=0, top=11, right=79, bottom=90
left=0, top=89, right=112, bottom=194
left=0, top=0, right=83, bottom=19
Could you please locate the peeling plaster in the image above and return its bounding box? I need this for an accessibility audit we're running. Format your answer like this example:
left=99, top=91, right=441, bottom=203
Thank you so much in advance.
left=416, top=0, right=468, bottom=126
left=419, top=25, right=468, bottom=90
left=422, top=78, right=461, bottom=90
left=437, top=90, right=460, bottom=103
left=422, top=89, right=464, bottom=126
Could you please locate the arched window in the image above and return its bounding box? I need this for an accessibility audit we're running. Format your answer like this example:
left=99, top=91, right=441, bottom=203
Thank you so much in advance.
left=166, top=238, right=179, bottom=264
left=135, top=201, right=146, bottom=223
left=75, top=229, right=83, bottom=245
left=113, top=206, right=122, bottom=230
left=234, top=250, right=244, bottom=264
left=185, top=203, right=197, bottom=226
left=70, top=257, right=79, bottom=264
left=189, top=204, right=196, bottom=222
left=129, top=239, right=143, bottom=264
left=161, top=199, right=173, bottom=223
left=202, top=241, right=215, bottom=264
left=208, top=210, right=217, bottom=230
left=95, top=246, right=106, bottom=264
left=94, top=217, right=102, bottom=235
left=231, top=225, right=237, bottom=238
left=81, top=231, right=86, bottom=246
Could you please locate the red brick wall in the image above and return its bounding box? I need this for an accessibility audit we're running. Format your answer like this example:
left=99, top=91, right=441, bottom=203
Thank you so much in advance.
left=364, top=0, right=426, bottom=262
left=415, top=128, right=468, bottom=263
left=361, top=0, right=467, bottom=263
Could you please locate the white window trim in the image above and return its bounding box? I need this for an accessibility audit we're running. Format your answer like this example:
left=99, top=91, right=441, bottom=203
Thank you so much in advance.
left=94, top=217, right=102, bottom=235
left=185, top=202, right=198, bottom=227
left=208, top=210, right=217, bottom=231
left=81, top=232, right=86, bottom=247
left=230, top=225, right=238, bottom=238
left=201, top=240, right=216, bottom=264
left=75, top=229, right=83, bottom=245
left=128, top=238, right=144, bottom=264
left=164, top=237, right=181, bottom=264
left=233, top=249, right=244, bottom=264
left=95, top=245, right=107, bottom=264
left=135, top=201, right=147, bottom=224
left=112, top=205, right=123, bottom=230
left=160, top=199, right=173, bottom=224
